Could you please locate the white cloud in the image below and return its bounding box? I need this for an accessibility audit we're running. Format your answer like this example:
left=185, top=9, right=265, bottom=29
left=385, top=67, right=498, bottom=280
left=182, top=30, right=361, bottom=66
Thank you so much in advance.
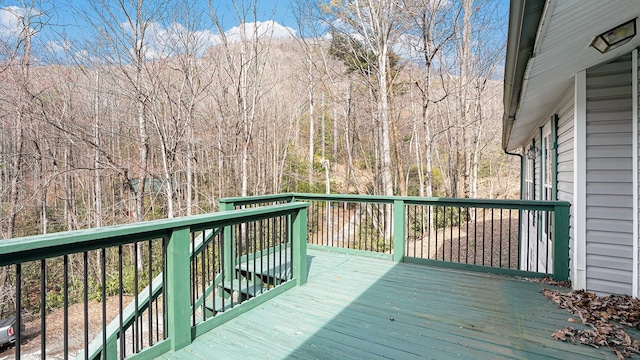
left=0, top=6, right=27, bottom=39
left=46, top=39, right=71, bottom=53
left=0, top=6, right=42, bottom=39
left=74, top=49, right=89, bottom=62
left=150, top=22, right=221, bottom=58
left=72, top=19, right=296, bottom=62
left=224, top=20, right=296, bottom=43
left=125, top=20, right=295, bottom=60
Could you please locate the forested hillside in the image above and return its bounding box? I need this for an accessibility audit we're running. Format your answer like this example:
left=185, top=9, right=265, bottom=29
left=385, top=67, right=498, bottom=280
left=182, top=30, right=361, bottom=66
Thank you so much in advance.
left=0, top=0, right=516, bottom=239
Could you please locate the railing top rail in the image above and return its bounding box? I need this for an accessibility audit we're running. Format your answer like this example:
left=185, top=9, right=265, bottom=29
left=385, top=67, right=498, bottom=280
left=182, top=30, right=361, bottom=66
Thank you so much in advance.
left=218, top=193, right=570, bottom=210
left=218, top=193, right=295, bottom=206
left=0, top=202, right=309, bottom=267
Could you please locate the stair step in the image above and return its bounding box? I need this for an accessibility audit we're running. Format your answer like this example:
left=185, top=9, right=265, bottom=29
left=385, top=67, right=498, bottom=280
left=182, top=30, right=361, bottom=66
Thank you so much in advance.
left=220, top=280, right=267, bottom=298
left=204, top=296, right=235, bottom=314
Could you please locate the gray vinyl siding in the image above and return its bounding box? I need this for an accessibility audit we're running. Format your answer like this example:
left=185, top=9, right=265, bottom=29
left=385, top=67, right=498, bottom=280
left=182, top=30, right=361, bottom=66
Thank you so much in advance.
left=585, top=55, right=633, bottom=296
left=556, top=84, right=574, bottom=278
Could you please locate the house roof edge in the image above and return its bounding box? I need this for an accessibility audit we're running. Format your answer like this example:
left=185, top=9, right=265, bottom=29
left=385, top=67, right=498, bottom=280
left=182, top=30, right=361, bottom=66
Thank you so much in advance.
left=502, top=0, right=546, bottom=151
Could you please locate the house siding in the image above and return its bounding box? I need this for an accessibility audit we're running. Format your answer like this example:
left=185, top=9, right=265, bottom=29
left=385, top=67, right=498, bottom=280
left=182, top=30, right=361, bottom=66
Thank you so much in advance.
left=585, top=55, right=633, bottom=296
left=519, top=86, right=574, bottom=274
left=556, top=84, right=574, bottom=279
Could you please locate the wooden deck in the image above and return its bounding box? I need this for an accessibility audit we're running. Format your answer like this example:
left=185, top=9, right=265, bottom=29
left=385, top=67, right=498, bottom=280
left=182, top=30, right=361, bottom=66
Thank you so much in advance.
left=159, top=249, right=615, bottom=360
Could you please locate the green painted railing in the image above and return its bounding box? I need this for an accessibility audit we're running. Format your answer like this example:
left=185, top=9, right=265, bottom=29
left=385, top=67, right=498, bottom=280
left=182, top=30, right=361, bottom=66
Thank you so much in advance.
left=0, top=202, right=308, bottom=360
left=219, top=193, right=570, bottom=281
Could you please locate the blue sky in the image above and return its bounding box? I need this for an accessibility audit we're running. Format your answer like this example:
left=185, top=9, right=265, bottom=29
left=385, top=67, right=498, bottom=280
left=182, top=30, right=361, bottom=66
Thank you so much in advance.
left=52, top=0, right=299, bottom=35
left=0, top=1, right=301, bottom=60
left=0, top=0, right=507, bottom=72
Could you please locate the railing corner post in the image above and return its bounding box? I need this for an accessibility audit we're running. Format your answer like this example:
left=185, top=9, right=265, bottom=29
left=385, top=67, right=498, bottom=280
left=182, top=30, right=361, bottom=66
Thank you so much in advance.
left=219, top=200, right=233, bottom=212
left=553, top=203, right=570, bottom=281
left=293, top=206, right=309, bottom=285
left=219, top=202, right=235, bottom=280
left=393, top=200, right=405, bottom=263
left=166, top=226, right=192, bottom=351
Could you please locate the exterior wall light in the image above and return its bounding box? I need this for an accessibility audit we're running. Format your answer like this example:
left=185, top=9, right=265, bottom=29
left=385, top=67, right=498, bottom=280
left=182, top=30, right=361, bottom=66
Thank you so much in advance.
left=526, top=140, right=538, bottom=160
left=589, top=18, right=637, bottom=54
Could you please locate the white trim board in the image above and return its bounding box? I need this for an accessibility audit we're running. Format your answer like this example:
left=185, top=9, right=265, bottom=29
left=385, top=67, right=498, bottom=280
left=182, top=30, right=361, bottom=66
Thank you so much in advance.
left=633, top=48, right=639, bottom=298
left=573, top=70, right=587, bottom=290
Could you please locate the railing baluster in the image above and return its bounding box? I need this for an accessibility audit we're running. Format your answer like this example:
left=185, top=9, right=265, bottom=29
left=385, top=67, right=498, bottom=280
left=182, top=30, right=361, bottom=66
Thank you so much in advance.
left=317, top=201, right=322, bottom=246
left=427, top=206, right=431, bottom=260
left=547, top=210, right=551, bottom=273
left=101, top=248, right=107, bottom=360
left=63, top=255, right=69, bottom=360
left=434, top=206, right=439, bottom=260
left=119, top=245, right=125, bottom=359
left=191, top=233, right=196, bottom=325
left=508, top=209, right=520, bottom=269
left=134, top=242, right=140, bottom=354
left=465, top=207, right=470, bottom=264
left=457, top=207, right=461, bottom=263
left=200, top=233, right=206, bottom=323
left=220, top=227, right=226, bottom=313
left=162, top=236, right=167, bottom=341
left=481, top=208, right=486, bottom=266
left=323, top=201, right=329, bottom=247
left=363, top=204, right=368, bottom=251
left=443, top=206, right=447, bottom=261
left=527, top=210, right=531, bottom=271
left=259, top=219, right=265, bottom=288
left=410, top=205, right=415, bottom=257
left=149, top=239, right=154, bottom=346
left=341, top=202, right=345, bottom=249
left=280, top=215, right=285, bottom=281
left=346, top=203, right=351, bottom=249
left=490, top=208, right=495, bottom=267
left=289, top=213, right=294, bottom=281
left=536, top=210, right=540, bottom=273
left=499, top=209, right=504, bottom=268
left=354, top=202, right=358, bottom=250
left=273, top=216, right=278, bottom=286
left=42, top=258, right=47, bottom=360
left=15, top=264, right=21, bottom=360
left=253, top=219, right=258, bottom=297
left=448, top=207, right=453, bottom=262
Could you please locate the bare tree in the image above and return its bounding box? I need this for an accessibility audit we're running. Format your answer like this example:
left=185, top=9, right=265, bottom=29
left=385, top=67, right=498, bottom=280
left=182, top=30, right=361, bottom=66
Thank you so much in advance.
left=84, top=0, right=169, bottom=221
left=208, top=1, right=274, bottom=197
left=325, top=0, right=401, bottom=197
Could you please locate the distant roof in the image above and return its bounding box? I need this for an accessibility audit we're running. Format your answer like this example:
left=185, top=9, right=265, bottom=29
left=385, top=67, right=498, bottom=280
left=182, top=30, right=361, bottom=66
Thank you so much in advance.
left=502, top=1, right=640, bottom=151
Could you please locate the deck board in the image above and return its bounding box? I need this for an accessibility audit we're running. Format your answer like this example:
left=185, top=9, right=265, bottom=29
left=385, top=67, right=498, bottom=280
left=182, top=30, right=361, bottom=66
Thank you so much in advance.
left=161, top=249, right=616, bottom=359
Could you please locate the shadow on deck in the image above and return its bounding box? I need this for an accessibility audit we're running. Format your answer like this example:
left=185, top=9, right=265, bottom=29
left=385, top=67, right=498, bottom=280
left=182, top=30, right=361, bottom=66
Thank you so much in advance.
left=159, top=249, right=613, bottom=360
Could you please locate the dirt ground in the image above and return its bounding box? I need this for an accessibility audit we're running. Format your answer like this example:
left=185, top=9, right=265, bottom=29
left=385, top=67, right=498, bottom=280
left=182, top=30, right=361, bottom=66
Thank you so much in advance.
left=405, top=215, right=521, bottom=270
left=308, top=204, right=523, bottom=270
left=0, top=296, right=135, bottom=359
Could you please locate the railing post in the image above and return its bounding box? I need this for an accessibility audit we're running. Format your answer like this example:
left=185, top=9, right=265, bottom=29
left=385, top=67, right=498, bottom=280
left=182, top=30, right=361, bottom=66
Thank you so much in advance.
left=393, top=200, right=405, bottom=263
left=293, top=206, right=309, bottom=285
left=219, top=202, right=235, bottom=281
left=166, top=226, right=192, bottom=351
left=553, top=203, right=570, bottom=281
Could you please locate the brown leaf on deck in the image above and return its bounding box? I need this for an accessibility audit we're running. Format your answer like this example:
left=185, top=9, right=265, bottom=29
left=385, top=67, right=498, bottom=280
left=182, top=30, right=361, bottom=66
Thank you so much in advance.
left=543, top=288, right=640, bottom=358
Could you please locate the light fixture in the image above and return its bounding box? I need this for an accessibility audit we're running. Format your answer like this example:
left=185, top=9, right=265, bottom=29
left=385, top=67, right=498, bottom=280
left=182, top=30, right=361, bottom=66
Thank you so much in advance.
left=590, top=18, right=637, bottom=54
left=526, top=141, right=538, bottom=160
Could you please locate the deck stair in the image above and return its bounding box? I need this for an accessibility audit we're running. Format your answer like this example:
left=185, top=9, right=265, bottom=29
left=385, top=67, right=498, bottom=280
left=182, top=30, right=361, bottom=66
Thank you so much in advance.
left=203, top=275, right=267, bottom=315
left=236, top=248, right=292, bottom=286
left=219, top=277, right=267, bottom=301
